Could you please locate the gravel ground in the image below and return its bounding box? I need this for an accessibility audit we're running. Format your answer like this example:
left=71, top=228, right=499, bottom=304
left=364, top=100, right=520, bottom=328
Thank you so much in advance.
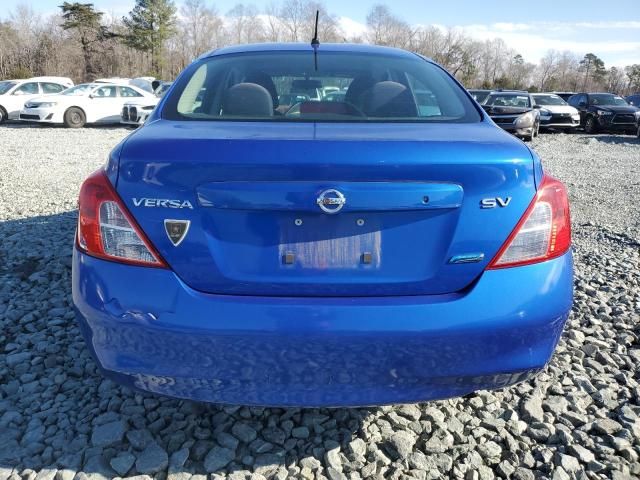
left=0, top=125, right=639, bottom=480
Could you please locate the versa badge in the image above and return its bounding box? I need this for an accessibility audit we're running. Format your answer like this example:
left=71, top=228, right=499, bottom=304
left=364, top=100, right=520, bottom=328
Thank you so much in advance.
left=164, top=220, right=190, bottom=246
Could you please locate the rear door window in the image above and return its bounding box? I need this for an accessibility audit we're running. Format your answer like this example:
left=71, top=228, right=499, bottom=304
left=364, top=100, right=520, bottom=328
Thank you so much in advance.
left=119, top=86, right=143, bottom=98
left=40, top=82, right=65, bottom=94
left=13, top=82, right=39, bottom=95
left=93, top=86, right=117, bottom=98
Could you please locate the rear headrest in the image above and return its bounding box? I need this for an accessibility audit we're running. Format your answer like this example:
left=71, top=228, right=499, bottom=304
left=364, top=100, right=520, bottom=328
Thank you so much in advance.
left=221, top=83, right=274, bottom=117
left=361, top=81, right=418, bottom=117
left=244, top=71, right=279, bottom=108
left=345, top=74, right=376, bottom=108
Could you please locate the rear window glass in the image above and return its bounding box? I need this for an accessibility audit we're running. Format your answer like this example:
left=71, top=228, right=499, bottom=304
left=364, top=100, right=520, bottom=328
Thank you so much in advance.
left=163, top=51, right=480, bottom=123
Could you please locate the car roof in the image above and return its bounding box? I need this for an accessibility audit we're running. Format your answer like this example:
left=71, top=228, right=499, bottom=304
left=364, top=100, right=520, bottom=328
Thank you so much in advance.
left=201, top=43, right=421, bottom=61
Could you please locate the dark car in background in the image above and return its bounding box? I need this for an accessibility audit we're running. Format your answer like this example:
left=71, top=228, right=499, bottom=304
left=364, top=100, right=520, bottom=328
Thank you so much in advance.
left=468, top=89, right=491, bottom=104
left=482, top=90, right=540, bottom=141
left=626, top=94, right=640, bottom=107
left=568, top=93, right=640, bottom=134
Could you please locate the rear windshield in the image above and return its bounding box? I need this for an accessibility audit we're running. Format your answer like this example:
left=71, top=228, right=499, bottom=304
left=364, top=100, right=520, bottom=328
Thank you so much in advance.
left=163, top=51, right=481, bottom=123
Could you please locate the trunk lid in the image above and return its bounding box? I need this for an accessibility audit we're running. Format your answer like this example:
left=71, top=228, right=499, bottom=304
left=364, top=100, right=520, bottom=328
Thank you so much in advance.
left=117, top=120, right=536, bottom=296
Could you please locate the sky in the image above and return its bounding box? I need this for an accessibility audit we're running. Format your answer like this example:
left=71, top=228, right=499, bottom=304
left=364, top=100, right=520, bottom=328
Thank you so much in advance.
left=2, top=0, right=639, bottom=67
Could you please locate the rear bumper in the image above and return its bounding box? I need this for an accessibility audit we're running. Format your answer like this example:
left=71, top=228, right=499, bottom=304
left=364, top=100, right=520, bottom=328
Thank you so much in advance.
left=72, top=248, right=573, bottom=407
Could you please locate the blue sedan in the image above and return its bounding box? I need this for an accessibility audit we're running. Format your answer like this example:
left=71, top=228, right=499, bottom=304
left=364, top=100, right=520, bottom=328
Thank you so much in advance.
left=72, top=43, right=573, bottom=407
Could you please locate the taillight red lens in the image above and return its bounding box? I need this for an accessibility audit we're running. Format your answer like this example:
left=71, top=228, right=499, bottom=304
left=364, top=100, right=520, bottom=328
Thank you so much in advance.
left=487, top=175, right=571, bottom=269
left=77, top=170, right=166, bottom=268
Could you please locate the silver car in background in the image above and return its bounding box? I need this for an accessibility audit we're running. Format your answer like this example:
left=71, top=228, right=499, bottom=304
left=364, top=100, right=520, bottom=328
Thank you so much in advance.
left=481, top=90, right=540, bottom=141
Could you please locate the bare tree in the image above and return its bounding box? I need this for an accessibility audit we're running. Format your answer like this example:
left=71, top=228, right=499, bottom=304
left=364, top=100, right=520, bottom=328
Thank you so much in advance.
left=365, top=5, right=412, bottom=48
left=537, top=50, right=558, bottom=91
left=180, top=0, right=224, bottom=60
left=226, top=4, right=265, bottom=44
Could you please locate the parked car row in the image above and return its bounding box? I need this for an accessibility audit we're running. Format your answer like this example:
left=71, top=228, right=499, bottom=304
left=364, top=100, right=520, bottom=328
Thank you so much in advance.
left=468, top=88, right=640, bottom=139
left=0, top=76, right=171, bottom=128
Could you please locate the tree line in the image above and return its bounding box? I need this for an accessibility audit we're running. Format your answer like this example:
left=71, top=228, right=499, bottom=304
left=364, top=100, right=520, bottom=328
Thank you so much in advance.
left=1, top=1, right=639, bottom=94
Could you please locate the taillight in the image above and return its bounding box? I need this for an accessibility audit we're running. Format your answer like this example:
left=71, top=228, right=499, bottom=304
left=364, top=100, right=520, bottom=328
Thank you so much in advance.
left=487, top=175, right=571, bottom=269
left=77, top=170, right=167, bottom=268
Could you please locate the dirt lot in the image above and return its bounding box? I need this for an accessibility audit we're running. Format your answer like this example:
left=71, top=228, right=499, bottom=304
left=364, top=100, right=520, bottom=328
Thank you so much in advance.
left=0, top=125, right=639, bottom=480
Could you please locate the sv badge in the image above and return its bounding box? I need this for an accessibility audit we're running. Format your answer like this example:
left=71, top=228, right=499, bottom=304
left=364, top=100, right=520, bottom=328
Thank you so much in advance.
left=480, top=197, right=512, bottom=209
left=164, top=219, right=190, bottom=246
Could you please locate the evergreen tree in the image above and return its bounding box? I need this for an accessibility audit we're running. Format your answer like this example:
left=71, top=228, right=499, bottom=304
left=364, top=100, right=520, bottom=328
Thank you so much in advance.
left=123, top=0, right=177, bottom=77
left=59, top=2, right=115, bottom=81
left=579, top=53, right=605, bottom=91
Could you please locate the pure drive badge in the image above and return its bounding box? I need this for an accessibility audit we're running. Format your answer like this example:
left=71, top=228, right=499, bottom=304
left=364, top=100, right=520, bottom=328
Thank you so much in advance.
left=164, top=219, right=190, bottom=246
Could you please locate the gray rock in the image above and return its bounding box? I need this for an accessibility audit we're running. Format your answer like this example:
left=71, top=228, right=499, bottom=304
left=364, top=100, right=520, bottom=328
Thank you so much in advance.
left=232, top=423, right=258, bottom=443
left=557, top=454, right=580, bottom=473
left=90, top=420, right=126, bottom=447
left=291, top=426, right=310, bottom=439
left=126, top=430, right=153, bottom=450
left=387, top=431, right=416, bottom=459
left=169, top=448, right=189, bottom=469
left=34, top=469, right=56, bottom=480
left=135, top=442, right=169, bottom=474
left=54, top=470, right=74, bottom=480
left=349, top=438, right=366, bottom=458
left=552, top=467, right=570, bottom=480
left=109, top=452, right=135, bottom=476
left=216, top=432, right=239, bottom=450
left=477, top=441, right=502, bottom=461
left=522, top=392, right=544, bottom=422
left=592, top=418, right=622, bottom=435
left=568, top=444, right=595, bottom=464
left=5, top=352, right=31, bottom=367
left=512, top=468, right=535, bottom=480
left=204, top=446, right=235, bottom=472
left=543, top=396, right=569, bottom=414
left=325, top=447, right=342, bottom=471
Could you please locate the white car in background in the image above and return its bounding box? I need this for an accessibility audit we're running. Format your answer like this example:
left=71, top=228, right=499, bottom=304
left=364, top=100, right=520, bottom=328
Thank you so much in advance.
left=532, top=93, right=581, bottom=130
left=0, top=77, right=73, bottom=122
left=19, top=82, right=155, bottom=128
left=121, top=81, right=173, bottom=127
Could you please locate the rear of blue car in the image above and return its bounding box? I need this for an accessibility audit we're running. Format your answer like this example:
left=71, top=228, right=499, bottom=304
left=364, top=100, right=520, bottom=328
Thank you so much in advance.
left=72, top=44, right=573, bottom=407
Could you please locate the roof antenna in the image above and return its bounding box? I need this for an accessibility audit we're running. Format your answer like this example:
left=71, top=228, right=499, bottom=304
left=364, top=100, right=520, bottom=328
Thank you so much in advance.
left=311, top=10, right=320, bottom=71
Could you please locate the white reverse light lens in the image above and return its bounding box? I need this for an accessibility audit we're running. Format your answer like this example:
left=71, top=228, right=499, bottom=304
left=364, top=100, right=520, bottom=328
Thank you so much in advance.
left=99, top=201, right=156, bottom=263
left=495, top=202, right=552, bottom=266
